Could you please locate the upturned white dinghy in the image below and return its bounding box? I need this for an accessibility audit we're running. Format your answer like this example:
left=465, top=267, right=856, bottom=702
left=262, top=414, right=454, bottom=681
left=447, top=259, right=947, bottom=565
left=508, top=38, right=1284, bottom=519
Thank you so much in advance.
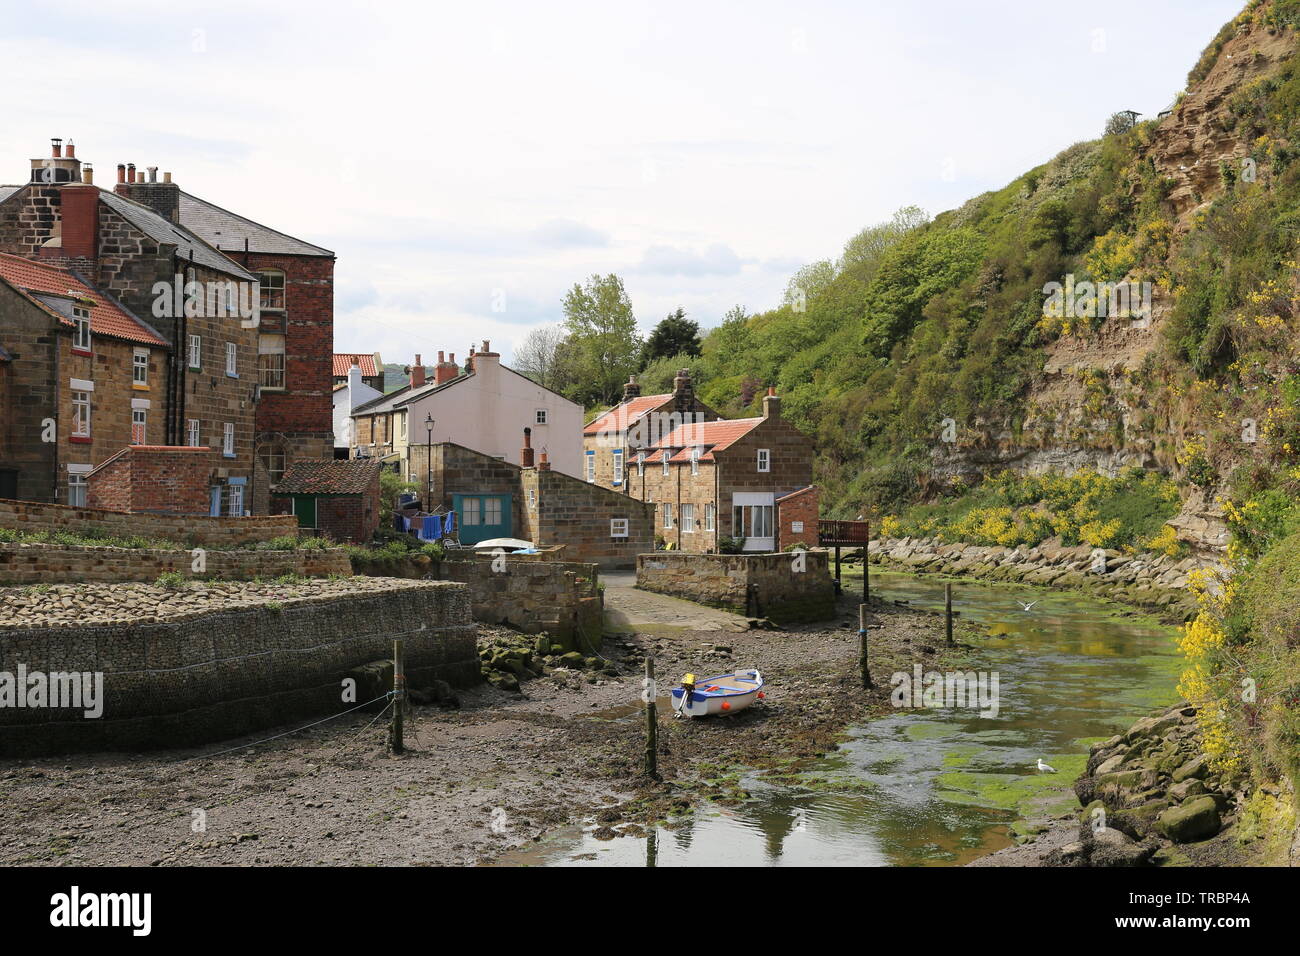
left=671, top=669, right=764, bottom=718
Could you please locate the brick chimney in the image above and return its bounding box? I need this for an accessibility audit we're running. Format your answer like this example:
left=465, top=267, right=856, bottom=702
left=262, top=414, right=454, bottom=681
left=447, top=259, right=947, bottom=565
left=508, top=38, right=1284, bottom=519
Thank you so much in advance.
left=762, top=386, right=781, bottom=420
left=521, top=427, right=535, bottom=467
left=537, top=451, right=551, bottom=471
left=622, top=375, right=641, bottom=402
left=58, top=183, right=99, bottom=260
left=407, top=354, right=426, bottom=389
left=116, top=163, right=181, bottom=223
left=471, top=340, right=499, bottom=381
left=434, top=351, right=459, bottom=385
left=30, top=137, right=82, bottom=184
left=672, top=367, right=695, bottom=413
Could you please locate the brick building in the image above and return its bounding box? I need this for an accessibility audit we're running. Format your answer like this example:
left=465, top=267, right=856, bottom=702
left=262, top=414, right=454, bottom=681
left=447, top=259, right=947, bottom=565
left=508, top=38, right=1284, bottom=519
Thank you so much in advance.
left=581, top=369, right=721, bottom=487
left=270, top=458, right=382, bottom=544
left=411, top=435, right=654, bottom=568
left=0, top=138, right=335, bottom=516
left=177, top=186, right=336, bottom=513
left=0, top=252, right=170, bottom=505
left=86, top=445, right=212, bottom=514
left=620, top=386, right=816, bottom=553
left=332, top=353, right=384, bottom=392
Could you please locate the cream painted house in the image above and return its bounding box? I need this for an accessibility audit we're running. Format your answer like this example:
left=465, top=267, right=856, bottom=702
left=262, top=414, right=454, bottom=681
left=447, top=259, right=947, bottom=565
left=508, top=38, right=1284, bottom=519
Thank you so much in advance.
left=349, top=341, right=583, bottom=479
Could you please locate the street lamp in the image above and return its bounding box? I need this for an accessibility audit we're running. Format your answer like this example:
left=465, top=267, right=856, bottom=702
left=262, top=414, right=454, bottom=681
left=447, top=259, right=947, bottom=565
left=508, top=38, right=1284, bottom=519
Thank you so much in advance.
left=425, top=414, right=435, bottom=511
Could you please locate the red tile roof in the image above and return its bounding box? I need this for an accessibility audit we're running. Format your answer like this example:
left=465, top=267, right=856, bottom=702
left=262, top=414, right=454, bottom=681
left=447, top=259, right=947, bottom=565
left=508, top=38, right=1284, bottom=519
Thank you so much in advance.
left=334, top=353, right=379, bottom=377
left=652, top=417, right=763, bottom=461
left=0, top=253, right=168, bottom=348
left=583, top=394, right=671, bottom=436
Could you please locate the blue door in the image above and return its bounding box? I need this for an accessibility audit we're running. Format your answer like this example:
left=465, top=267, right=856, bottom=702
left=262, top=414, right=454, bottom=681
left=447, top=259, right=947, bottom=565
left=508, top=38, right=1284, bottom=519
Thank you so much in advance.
left=453, top=493, right=511, bottom=544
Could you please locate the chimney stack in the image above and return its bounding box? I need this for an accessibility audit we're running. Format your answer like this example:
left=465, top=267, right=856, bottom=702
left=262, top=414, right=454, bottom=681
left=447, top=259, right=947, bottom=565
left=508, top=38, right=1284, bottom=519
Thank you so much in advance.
left=58, top=183, right=99, bottom=260
left=116, top=164, right=126, bottom=184
left=672, top=367, right=695, bottom=412
left=408, top=354, right=426, bottom=389
left=623, top=375, right=641, bottom=402
left=762, top=386, right=781, bottom=420
left=521, top=427, right=535, bottom=468
left=538, top=451, right=552, bottom=472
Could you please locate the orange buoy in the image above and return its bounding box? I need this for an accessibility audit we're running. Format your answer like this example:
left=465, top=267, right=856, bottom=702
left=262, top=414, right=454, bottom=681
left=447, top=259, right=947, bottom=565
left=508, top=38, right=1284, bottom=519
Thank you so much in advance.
left=721, top=701, right=731, bottom=711
left=757, top=692, right=765, bottom=699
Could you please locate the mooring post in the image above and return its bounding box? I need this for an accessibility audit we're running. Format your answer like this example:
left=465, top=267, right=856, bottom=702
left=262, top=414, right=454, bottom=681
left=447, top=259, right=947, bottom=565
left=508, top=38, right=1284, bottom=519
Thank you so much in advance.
left=944, top=583, right=954, bottom=644
left=644, top=655, right=658, bottom=779
left=835, top=545, right=842, bottom=594
left=390, top=638, right=405, bottom=754
left=864, top=549, right=870, bottom=605
left=859, top=603, right=873, bottom=688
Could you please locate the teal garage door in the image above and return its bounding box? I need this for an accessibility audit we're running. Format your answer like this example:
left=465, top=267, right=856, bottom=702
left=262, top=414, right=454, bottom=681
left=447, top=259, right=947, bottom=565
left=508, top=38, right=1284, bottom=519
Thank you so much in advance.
left=453, top=493, right=511, bottom=545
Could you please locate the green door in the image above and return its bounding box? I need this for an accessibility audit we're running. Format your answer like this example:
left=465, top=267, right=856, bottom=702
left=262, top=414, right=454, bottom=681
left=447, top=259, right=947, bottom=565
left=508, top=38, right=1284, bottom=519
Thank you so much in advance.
left=293, top=495, right=317, bottom=529
left=453, top=493, right=511, bottom=544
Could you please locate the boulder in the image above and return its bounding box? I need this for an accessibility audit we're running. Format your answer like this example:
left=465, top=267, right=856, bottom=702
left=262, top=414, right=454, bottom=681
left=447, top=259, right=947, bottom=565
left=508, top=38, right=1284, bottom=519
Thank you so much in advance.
left=1157, top=796, right=1221, bottom=843
left=1171, top=754, right=1210, bottom=783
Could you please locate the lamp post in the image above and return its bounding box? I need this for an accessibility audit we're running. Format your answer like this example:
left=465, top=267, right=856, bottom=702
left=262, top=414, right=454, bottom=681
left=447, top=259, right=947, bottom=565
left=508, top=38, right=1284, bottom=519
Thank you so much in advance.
left=425, top=414, right=435, bottom=511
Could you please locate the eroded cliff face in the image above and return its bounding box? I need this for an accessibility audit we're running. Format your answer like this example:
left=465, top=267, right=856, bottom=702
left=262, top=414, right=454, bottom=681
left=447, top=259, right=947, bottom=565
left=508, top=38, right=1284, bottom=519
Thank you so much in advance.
left=933, top=15, right=1299, bottom=557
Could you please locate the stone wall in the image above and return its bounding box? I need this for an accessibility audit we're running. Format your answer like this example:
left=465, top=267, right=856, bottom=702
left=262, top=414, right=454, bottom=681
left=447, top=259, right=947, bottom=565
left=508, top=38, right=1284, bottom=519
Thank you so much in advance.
left=352, top=551, right=604, bottom=653
left=0, top=579, right=477, bottom=755
left=523, top=465, right=655, bottom=569
left=0, top=497, right=297, bottom=547
left=868, top=536, right=1211, bottom=618
left=0, top=541, right=350, bottom=585
left=636, top=550, right=836, bottom=623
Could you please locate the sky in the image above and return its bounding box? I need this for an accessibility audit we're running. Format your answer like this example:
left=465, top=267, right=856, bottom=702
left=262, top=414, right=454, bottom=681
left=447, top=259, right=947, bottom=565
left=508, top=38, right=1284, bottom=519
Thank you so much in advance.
left=0, top=0, right=1246, bottom=366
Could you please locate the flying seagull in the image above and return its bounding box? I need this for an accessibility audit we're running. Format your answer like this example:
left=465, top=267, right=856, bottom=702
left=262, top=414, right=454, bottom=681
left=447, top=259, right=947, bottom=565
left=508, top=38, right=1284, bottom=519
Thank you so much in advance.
left=1017, top=600, right=1038, bottom=611
left=1036, top=758, right=1057, bottom=773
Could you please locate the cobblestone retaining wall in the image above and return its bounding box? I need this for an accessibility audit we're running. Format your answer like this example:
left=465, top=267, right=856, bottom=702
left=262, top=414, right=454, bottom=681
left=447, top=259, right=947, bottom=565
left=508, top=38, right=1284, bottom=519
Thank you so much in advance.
left=636, top=550, right=835, bottom=623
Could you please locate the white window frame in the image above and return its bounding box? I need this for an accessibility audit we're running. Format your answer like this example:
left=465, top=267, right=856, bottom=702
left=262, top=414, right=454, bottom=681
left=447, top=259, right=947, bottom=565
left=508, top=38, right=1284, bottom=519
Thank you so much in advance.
left=662, top=450, right=670, bottom=476
left=484, top=496, right=502, bottom=525
left=637, top=452, right=645, bottom=477
left=663, top=502, right=673, bottom=529
left=535, top=408, right=548, bottom=425
left=71, top=389, right=91, bottom=438
left=131, top=408, right=146, bottom=445
left=585, top=450, right=595, bottom=482
left=67, top=471, right=88, bottom=506
left=188, top=334, right=201, bottom=370
left=258, top=351, right=286, bottom=389
left=690, top=446, right=700, bottom=476
left=225, top=342, right=238, bottom=377
left=757, top=448, right=771, bottom=473
left=72, top=306, right=91, bottom=352
left=222, top=422, right=235, bottom=457
left=258, top=269, right=286, bottom=313
left=681, top=502, right=695, bottom=533
left=187, top=418, right=200, bottom=447
left=132, top=349, right=149, bottom=386
left=612, top=448, right=623, bottom=485
left=705, top=502, right=715, bottom=531
left=610, top=518, right=629, bottom=539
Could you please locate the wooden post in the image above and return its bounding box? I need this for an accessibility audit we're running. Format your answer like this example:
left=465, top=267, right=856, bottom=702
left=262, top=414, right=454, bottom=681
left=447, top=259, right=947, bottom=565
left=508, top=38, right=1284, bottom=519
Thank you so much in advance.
left=644, top=656, right=658, bottom=779
left=859, top=603, right=873, bottom=688
left=863, top=548, right=870, bottom=604
left=944, top=583, right=954, bottom=645
left=390, top=639, right=405, bottom=753
left=834, top=545, right=842, bottom=594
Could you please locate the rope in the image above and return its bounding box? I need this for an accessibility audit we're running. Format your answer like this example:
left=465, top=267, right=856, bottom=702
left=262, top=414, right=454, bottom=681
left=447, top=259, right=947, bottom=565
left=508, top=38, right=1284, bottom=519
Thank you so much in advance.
left=180, top=692, right=393, bottom=762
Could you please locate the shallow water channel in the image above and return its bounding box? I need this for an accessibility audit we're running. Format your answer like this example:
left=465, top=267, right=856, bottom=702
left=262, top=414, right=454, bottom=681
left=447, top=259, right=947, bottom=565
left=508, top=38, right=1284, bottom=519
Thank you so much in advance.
left=501, top=570, right=1182, bottom=867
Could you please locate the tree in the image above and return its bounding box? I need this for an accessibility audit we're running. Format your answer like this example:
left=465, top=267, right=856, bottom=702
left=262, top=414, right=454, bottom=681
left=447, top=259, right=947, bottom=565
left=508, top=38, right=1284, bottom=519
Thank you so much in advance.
left=512, top=323, right=567, bottom=390
left=782, top=260, right=837, bottom=310
left=561, top=274, right=643, bottom=406
left=642, top=307, right=701, bottom=365
left=840, top=205, right=929, bottom=282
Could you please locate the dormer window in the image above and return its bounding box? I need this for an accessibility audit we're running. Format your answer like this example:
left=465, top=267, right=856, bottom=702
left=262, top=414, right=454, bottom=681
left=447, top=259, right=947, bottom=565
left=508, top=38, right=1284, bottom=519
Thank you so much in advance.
left=71, top=306, right=91, bottom=353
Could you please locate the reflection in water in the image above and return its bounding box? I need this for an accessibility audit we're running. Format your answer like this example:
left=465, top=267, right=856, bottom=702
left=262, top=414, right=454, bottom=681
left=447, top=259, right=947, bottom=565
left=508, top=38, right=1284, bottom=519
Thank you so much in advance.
left=500, top=571, right=1181, bottom=867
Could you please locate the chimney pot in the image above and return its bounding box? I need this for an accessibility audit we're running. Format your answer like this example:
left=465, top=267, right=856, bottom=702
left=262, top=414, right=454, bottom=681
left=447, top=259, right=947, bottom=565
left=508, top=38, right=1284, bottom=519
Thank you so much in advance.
left=482, top=339, right=490, bottom=352
left=538, top=451, right=551, bottom=471
left=82, top=164, right=93, bottom=185
left=163, top=171, right=172, bottom=184
left=65, top=141, right=75, bottom=159
left=521, top=426, right=535, bottom=467
left=51, top=138, right=62, bottom=158
left=116, top=163, right=126, bottom=184
left=408, top=355, right=426, bottom=389
left=147, top=166, right=157, bottom=183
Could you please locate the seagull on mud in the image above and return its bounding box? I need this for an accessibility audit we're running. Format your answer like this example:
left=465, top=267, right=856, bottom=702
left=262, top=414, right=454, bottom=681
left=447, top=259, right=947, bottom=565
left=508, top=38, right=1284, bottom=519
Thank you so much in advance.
left=1017, top=600, right=1038, bottom=612
left=1036, top=758, right=1057, bottom=773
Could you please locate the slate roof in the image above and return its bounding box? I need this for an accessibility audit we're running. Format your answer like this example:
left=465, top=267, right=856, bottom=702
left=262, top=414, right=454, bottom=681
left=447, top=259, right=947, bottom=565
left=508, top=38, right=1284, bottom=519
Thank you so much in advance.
left=273, top=458, right=381, bottom=495
left=650, top=417, right=763, bottom=462
left=333, top=353, right=380, bottom=377
left=179, top=192, right=334, bottom=258
left=0, top=185, right=21, bottom=205
left=583, top=393, right=671, bottom=436
left=0, top=253, right=169, bottom=347
left=97, top=189, right=255, bottom=281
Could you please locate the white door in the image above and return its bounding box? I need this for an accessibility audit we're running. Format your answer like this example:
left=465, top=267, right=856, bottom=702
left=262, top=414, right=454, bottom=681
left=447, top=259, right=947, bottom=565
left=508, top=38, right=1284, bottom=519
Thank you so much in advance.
left=732, top=492, right=775, bottom=551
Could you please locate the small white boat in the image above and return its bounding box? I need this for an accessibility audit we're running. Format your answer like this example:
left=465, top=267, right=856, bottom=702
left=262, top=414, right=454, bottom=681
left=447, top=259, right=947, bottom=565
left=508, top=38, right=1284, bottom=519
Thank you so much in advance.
left=671, top=669, right=765, bottom=718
